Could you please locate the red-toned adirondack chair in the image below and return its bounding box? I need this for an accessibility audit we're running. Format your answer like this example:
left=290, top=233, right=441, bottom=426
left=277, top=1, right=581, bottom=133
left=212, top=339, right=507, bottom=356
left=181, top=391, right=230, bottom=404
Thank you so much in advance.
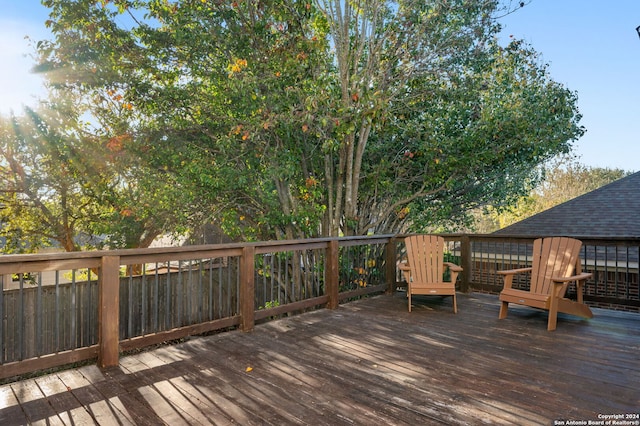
left=498, top=237, right=593, bottom=331
left=399, top=235, right=462, bottom=313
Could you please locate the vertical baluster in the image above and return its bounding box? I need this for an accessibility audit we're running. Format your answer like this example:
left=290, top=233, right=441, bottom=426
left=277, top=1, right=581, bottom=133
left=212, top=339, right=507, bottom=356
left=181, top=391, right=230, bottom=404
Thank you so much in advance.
left=604, top=245, right=610, bottom=299
left=235, top=256, right=240, bottom=315
left=53, top=271, right=62, bottom=352
left=154, top=263, right=160, bottom=333
left=91, top=268, right=98, bottom=345
left=71, top=270, right=78, bottom=350
left=625, top=245, right=631, bottom=300
left=165, top=262, right=171, bottom=330
left=185, top=261, right=192, bottom=325
left=582, top=244, right=589, bottom=297
left=177, top=260, right=183, bottom=327
left=218, top=258, right=224, bottom=318
left=85, top=268, right=92, bottom=347
left=127, top=267, right=133, bottom=339
left=36, top=272, right=42, bottom=357
left=286, top=251, right=291, bottom=301
left=191, top=260, right=197, bottom=324
left=18, top=274, right=23, bottom=360
left=208, top=258, right=214, bottom=321
left=280, top=252, right=286, bottom=304
left=197, top=260, right=203, bottom=324
left=141, top=263, right=147, bottom=336
left=317, top=248, right=323, bottom=295
left=217, top=258, right=223, bottom=318
left=593, top=244, right=599, bottom=299
left=613, top=245, right=618, bottom=301
left=262, top=254, right=268, bottom=308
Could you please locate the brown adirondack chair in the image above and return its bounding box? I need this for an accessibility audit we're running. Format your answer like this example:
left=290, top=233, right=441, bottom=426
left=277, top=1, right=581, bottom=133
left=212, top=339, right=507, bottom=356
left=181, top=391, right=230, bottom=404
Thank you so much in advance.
left=498, top=237, right=593, bottom=331
left=399, top=235, right=462, bottom=313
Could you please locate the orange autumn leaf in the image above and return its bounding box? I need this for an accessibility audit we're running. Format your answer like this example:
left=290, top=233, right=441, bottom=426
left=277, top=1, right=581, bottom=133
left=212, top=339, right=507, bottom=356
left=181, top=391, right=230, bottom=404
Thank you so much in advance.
left=106, top=138, right=123, bottom=152
left=106, top=134, right=131, bottom=152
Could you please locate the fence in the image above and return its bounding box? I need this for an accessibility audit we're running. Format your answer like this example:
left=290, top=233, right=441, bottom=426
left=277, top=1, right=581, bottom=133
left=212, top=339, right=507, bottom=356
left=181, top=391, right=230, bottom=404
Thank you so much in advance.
left=1, top=234, right=638, bottom=381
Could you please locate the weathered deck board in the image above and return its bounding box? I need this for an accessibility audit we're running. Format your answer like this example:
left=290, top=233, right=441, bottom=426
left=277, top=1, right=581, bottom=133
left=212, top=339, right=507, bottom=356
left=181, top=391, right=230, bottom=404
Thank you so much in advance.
left=1, top=292, right=638, bottom=425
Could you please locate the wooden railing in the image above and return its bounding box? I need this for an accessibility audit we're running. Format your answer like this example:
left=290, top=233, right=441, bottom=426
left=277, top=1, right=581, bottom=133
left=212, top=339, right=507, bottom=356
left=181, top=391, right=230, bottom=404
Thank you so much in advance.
left=0, top=236, right=398, bottom=380
left=1, top=234, right=638, bottom=381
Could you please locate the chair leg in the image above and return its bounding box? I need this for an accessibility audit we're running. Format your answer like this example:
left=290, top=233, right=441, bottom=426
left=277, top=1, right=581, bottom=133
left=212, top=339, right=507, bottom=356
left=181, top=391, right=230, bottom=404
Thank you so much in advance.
left=498, top=301, right=509, bottom=319
left=452, top=294, right=457, bottom=314
left=547, top=314, right=558, bottom=331
left=408, top=292, right=412, bottom=312
left=548, top=297, right=559, bottom=331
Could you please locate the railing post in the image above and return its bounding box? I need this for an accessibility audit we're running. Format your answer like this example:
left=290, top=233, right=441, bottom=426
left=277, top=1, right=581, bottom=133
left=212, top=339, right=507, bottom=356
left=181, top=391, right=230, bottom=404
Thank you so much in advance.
left=239, top=246, right=255, bottom=332
left=385, top=237, right=397, bottom=294
left=326, top=240, right=339, bottom=309
left=460, top=235, right=472, bottom=293
left=99, top=255, right=120, bottom=368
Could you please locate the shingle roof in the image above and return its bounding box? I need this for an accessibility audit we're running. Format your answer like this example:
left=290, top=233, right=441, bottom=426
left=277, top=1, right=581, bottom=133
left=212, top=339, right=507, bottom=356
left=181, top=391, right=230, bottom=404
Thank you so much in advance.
left=493, top=171, right=640, bottom=237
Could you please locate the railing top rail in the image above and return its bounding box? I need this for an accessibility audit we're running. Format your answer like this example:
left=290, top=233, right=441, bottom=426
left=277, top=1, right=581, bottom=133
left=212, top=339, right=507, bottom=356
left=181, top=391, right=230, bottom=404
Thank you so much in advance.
left=3, top=233, right=638, bottom=267
left=464, top=234, right=640, bottom=244
left=0, top=234, right=399, bottom=265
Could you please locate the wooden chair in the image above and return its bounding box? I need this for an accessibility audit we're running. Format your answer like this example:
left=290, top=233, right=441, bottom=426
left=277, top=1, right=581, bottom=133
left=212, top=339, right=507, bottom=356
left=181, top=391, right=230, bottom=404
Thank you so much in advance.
left=399, top=235, right=462, bottom=313
left=498, top=237, right=593, bottom=331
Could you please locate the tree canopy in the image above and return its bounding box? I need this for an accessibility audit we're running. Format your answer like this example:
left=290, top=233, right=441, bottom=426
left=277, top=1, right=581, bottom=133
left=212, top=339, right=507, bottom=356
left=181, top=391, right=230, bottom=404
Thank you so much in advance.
left=1, top=0, right=586, bottom=250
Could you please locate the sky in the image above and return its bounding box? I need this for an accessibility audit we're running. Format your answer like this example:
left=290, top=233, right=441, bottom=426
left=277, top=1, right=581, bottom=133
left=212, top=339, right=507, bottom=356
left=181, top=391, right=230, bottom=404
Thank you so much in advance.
left=1, top=0, right=639, bottom=171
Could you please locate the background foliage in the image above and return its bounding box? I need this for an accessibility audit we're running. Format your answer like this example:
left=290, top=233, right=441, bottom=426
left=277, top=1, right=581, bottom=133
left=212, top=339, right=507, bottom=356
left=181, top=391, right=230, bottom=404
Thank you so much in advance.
left=0, top=0, right=589, bottom=251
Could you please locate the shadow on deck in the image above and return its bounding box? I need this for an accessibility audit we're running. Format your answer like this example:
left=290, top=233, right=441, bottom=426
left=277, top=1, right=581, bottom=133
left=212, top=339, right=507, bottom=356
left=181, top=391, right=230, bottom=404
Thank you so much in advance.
left=1, top=292, right=638, bottom=425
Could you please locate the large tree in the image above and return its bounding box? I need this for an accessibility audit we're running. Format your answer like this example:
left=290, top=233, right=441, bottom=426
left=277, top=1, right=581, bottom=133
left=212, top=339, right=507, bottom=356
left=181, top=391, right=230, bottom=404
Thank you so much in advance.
left=30, top=0, right=584, bottom=242
left=317, top=0, right=583, bottom=234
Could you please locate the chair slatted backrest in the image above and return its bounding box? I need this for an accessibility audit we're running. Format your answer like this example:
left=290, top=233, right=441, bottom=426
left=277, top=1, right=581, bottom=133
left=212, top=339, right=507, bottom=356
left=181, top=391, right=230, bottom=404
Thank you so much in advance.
left=530, top=237, right=582, bottom=295
left=405, top=235, right=445, bottom=284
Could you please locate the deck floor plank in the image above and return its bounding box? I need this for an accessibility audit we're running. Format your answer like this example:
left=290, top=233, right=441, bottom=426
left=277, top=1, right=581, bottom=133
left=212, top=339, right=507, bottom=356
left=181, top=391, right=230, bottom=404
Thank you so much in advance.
left=1, top=292, right=638, bottom=425
left=0, top=384, right=28, bottom=425
left=57, top=369, right=115, bottom=425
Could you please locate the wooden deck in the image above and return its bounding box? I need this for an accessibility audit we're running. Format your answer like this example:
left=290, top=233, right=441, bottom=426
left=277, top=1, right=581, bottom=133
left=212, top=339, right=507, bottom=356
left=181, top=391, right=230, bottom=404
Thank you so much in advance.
left=1, top=292, right=638, bottom=425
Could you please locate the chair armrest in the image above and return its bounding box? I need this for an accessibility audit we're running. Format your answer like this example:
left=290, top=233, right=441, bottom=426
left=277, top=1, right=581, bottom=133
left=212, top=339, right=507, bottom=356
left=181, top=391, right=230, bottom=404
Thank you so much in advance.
left=444, top=262, right=462, bottom=284
left=551, top=272, right=592, bottom=283
left=551, top=272, right=592, bottom=304
left=443, top=262, right=463, bottom=272
left=497, top=267, right=532, bottom=276
left=398, top=261, right=411, bottom=284
left=497, top=267, right=532, bottom=290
